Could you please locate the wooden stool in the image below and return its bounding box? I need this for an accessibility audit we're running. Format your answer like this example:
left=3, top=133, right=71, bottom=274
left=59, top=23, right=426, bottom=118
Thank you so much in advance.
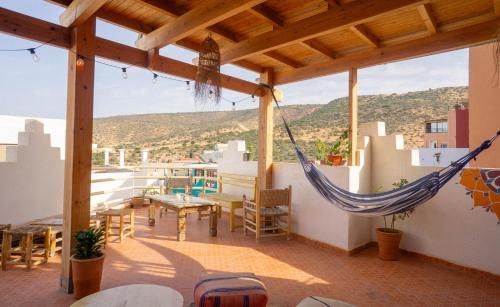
left=1, top=225, right=51, bottom=270
left=97, top=209, right=135, bottom=245
left=0, top=224, right=12, bottom=263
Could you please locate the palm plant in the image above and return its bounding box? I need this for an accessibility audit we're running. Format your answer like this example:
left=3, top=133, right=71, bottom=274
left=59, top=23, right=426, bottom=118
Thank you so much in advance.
left=74, top=228, right=104, bottom=260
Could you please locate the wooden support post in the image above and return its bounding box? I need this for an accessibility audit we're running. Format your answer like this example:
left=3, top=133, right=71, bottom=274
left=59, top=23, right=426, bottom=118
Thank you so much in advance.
left=257, top=69, right=274, bottom=190
left=60, top=15, right=96, bottom=293
left=348, top=68, right=358, bottom=166
left=257, top=69, right=274, bottom=242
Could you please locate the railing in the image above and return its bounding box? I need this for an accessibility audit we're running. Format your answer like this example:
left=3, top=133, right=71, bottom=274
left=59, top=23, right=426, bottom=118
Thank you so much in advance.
left=90, top=164, right=218, bottom=210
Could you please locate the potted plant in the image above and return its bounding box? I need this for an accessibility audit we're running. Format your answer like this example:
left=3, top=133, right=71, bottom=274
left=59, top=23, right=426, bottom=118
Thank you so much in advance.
left=71, top=228, right=105, bottom=299
left=315, top=139, right=329, bottom=165
left=376, top=179, right=414, bottom=261
left=327, top=130, right=350, bottom=166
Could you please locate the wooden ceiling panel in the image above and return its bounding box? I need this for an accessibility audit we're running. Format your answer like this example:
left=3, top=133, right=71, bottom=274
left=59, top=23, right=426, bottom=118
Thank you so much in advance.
left=313, top=28, right=366, bottom=54
left=363, top=8, right=425, bottom=42
left=264, top=0, right=328, bottom=24
left=431, top=0, right=492, bottom=25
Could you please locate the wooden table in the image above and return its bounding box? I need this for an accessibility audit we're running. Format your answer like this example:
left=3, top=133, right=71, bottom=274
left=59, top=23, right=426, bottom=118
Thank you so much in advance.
left=149, top=194, right=218, bottom=241
left=70, top=284, right=183, bottom=307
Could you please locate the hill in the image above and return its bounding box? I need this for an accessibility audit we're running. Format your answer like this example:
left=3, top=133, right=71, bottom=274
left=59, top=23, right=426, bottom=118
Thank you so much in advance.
left=93, top=86, right=468, bottom=164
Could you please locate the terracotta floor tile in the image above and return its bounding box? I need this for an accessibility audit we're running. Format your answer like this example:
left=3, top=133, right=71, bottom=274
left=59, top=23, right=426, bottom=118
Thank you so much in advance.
left=0, top=208, right=499, bottom=307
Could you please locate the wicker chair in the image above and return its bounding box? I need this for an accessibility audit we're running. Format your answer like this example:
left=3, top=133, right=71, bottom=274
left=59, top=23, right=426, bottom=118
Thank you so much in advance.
left=243, top=185, right=292, bottom=242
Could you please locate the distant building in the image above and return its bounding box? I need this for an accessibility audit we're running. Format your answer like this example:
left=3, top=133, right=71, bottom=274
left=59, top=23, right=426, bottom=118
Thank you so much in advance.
left=424, top=107, right=469, bottom=148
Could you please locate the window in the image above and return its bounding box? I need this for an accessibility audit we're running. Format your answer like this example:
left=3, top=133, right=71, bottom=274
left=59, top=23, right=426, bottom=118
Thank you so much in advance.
left=426, top=121, right=448, bottom=133
left=440, top=144, right=448, bottom=148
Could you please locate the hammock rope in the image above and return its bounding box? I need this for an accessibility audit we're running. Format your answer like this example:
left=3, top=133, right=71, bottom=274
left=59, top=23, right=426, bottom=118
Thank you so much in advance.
left=258, top=83, right=500, bottom=216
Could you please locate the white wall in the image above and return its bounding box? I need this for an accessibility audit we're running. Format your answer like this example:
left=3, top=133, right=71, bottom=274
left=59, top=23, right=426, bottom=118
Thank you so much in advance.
left=0, top=115, right=66, bottom=159
left=219, top=123, right=499, bottom=275
left=412, top=148, right=470, bottom=167
left=0, top=120, right=64, bottom=225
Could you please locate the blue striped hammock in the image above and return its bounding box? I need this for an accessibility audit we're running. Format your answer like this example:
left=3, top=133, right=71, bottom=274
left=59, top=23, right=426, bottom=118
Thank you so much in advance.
left=264, top=84, right=500, bottom=216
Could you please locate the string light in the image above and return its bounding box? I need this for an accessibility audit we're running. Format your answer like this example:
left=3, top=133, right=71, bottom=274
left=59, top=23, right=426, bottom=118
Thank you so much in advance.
left=121, top=67, right=128, bottom=79
left=76, top=55, right=85, bottom=67
left=1, top=39, right=268, bottom=109
left=28, top=48, right=39, bottom=63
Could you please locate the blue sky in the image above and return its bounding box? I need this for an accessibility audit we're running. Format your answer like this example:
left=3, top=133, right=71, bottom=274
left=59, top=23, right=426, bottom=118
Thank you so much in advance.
left=0, top=1, right=468, bottom=119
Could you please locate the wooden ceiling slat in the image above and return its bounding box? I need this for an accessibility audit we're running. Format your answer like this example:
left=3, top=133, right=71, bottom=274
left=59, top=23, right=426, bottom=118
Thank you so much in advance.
left=350, top=24, right=380, bottom=48
left=264, top=51, right=303, bottom=68
left=417, top=3, right=438, bottom=34
left=220, top=0, right=428, bottom=63
left=135, top=0, right=266, bottom=50
left=60, top=0, right=109, bottom=27
left=274, top=17, right=500, bottom=84
left=495, top=0, right=500, bottom=16
left=301, top=39, right=336, bottom=59
left=248, top=4, right=284, bottom=28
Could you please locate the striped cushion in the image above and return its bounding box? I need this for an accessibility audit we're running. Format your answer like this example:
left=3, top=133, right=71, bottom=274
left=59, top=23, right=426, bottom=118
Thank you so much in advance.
left=194, top=273, right=268, bottom=307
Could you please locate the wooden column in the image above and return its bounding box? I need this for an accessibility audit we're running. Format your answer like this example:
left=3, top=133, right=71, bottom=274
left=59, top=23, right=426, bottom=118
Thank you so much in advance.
left=348, top=68, right=358, bottom=166
left=60, top=15, right=96, bottom=293
left=257, top=69, right=274, bottom=190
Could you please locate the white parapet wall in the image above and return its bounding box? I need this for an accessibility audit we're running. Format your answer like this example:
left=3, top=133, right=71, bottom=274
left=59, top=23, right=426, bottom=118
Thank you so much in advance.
left=0, top=120, right=64, bottom=225
left=220, top=123, right=500, bottom=275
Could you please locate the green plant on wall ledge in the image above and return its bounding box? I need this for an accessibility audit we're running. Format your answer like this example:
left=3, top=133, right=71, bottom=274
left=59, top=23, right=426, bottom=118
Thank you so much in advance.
left=330, top=130, right=351, bottom=159
left=142, top=186, right=159, bottom=196
left=315, top=139, right=329, bottom=161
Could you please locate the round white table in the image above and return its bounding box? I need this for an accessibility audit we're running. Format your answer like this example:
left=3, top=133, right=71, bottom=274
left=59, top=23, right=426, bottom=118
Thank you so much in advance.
left=71, top=284, right=184, bottom=307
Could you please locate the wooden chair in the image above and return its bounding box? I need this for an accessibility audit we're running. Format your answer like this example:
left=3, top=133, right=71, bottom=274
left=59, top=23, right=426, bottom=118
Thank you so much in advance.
left=200, top=173, right=257, bottom=232
left=243, top=185, right=292, bottom=242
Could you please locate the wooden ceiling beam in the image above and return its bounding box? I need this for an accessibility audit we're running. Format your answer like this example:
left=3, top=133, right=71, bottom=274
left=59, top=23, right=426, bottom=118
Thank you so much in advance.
left=220, top=0, right=428, bottom=63
left=0, top=7, right=263, bottom=96
left=350, top=24, right=380, bottom=48
left=248, top=5, right=284, bottom=28
left=59, top=0, right=109, bottom=27
left=264, top=51, right=303, bottom=68
left=135, top=0, right=266, bottom=50
left=48, top=0, right=264, bottom=73
left=326, top=0, right=342, bottom=9
left=494, top=0, right=500, bottom=16
left=301, top=39, right=336, bottom=60
left=417, top=4, right=438, bottom=34
left=274, top=18, right=500, bottom=85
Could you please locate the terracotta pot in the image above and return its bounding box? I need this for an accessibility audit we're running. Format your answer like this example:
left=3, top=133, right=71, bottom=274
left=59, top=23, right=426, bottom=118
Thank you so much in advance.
left=131, top=196, right=144, bottom=208
left=376, top=228, right=402, bottom=261
left=327, top=154, right=343, bottom=166
left=71, top=254, right=105, bottom=299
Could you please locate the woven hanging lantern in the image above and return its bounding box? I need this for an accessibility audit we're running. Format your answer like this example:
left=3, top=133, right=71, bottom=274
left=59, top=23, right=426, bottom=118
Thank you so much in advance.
left=195, top=34, right=221, bottom=104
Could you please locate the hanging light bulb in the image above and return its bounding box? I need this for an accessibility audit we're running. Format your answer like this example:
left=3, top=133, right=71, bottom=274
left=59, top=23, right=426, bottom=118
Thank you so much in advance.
left=232, top=102, right=236, bottom=111
left=186, top=81, right=191, bottom=91
left=208, top=89, right=213, bottom=100
left=121, top=67, right=128, bottom=79
left=76, top=55, right=85, bottom=67
left=251, top=95, right=255, bottom=103
left=28, top=48, right=39, bottom=63
left=152, top=73, right=158, bottom=84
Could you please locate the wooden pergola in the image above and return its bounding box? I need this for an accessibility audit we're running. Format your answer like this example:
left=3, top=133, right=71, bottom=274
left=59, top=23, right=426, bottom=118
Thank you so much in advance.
left=1, top=0, right=499, bottom=292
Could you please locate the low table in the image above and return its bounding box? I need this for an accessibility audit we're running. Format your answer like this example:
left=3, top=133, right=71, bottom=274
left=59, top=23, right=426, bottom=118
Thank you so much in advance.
left=70, top=284, right=183, bottom=307
left=149, top=194, right=218, bottom=241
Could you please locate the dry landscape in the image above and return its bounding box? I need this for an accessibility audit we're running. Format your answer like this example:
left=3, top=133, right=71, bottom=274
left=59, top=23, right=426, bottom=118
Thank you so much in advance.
left=93, top=86, right=468, bottom=164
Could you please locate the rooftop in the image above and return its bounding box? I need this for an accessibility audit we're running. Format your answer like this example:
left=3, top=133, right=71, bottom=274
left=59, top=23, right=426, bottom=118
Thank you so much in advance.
left=2, top=208, right=499, bottom=307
